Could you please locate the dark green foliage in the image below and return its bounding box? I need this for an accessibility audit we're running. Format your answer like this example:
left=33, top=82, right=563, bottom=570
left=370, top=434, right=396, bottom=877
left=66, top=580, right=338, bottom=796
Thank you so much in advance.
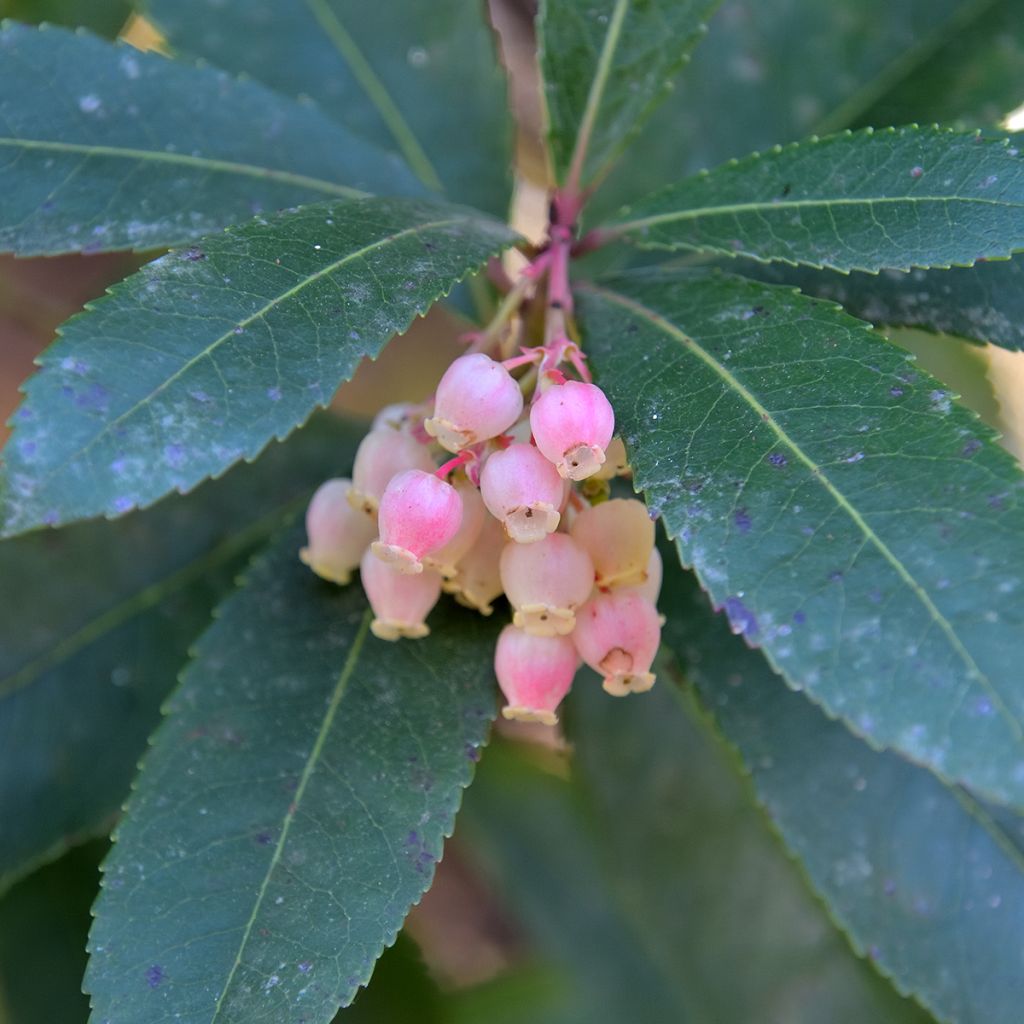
left=85, top=527, right=499, bottom=1023
left=580, top=271, right=1024, bottom=808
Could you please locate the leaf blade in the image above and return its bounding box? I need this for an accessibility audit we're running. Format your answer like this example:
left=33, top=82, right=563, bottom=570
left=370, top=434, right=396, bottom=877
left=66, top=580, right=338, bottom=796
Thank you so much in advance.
left=660, top=556, right=1024, bottom=1024
left=609, top=127, right=1024, bottom=272
left=741, top=257, right=1024, bottom=351
left=0, top=416, right=358, bottom=893
left=578, top=270, right=1024, bottom=809
left=538, top=0, right=721, bottom=188
left=0, top=197, right=517, bottom=536
left=0, top=23, right=425, bottom=256
left=144, top=0, right=512, bottom=217
left=591, top=0, right=1024, bottom=225
left=85, top=528, right=499, bottom=1024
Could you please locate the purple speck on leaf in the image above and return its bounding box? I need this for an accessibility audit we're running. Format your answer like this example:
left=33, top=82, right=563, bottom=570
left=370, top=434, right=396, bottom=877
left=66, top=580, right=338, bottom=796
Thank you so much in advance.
left=145, top=965, right=165, bottom=988
left=266, top=386, right=283, bottom=402
left=733, top=507, right=752, bottom=534
left=961, top=439, right=982, bottom=457
left=724, top=596, right=759, bottom=640
left=909, top=166, right=924, bottom=179
left=767, top=453, right=787, bottom=467
left=889, top=386, right=904, bottom=398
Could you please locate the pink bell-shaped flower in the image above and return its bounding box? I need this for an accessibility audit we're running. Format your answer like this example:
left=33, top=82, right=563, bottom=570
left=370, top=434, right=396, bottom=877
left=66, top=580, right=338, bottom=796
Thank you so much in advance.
left=444, top=513, right=505, bottom=615
left=570, top=498, right=654, bottom=588
left=494, top=625, right=579, bottom=725
left=530, top=380, right=615, bottom=481
left=360, top=549, right=441, bottom=640
left=594, top=436, right=630, bottom=480
left=349, top=428, right=435, bottom=516
left=372, top=469, right=463, bottom=574
left=424, top=353, right=524, bottom=453
left=499, top=532, right=594, bottom=636
left=299, top=478, right=377, bottom=584
left=574, top=588, right=661, bottom=696
left=635, top=546, right=663, bottom=607
left=424, top=477, right=486, bottom=579
left=480, top=443, right=563, bottom=543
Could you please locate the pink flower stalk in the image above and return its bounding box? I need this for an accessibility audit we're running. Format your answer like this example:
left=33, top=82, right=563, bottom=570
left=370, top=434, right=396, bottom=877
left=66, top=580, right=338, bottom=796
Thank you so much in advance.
left=573, top=588, right=661, bottom=696
left=349, top=428, right=435, bottom=516
left=480, top=442, right=563, bottom=543
left=530, top=380, right=615, bottom=481
left=424, top=478, right=486, bottom=579
left=494, top=626, right=579, bottom=725
left=444, top=513, right=505, bottom=615
left=360, top=549, right=442, bottom=640
left=299, top=478, right=377, bottom=584
left=499, top=532, right=594, bottom=636
left=372, top=469, right=463, bottom=574
left=570, top=498, right=655, bottom=588
left=424, top=353, right=524, bottom=453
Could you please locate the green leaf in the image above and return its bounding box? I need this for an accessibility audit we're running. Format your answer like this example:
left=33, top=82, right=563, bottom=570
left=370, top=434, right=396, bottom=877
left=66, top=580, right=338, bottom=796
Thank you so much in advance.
left=143, top=0, right=512, bottom=217
left=85, top=526, right=499, bottom=1024
left=0, top=197, right=517, bottom=536
left=333, top=935, right=443, bottom=1024
left=741, top=257, right=1024, bottom=351
left=461, top=743, right=688, bottom=1024
left=660, top=555, right=1024, bottom=1024
left=844, top=0, right=1024, bottom=133
left=0, top=841, right=104, bottom=1024
left=0, top=23, right=423, bottom=256
left=591, top=0, right=1024, bottom=224
left=0, top=415, right=359, bottom=893
left=570, top=679, right=935, bottom=1023
left=537, top=0, right=720, bottom=189
left=464, top=711, right=930, bottom=1023
left=578, top=270, right=1024, bottom=809
left=0, top=0, right=131, bottom=36
left=608, top=127, right=1024, bottom=272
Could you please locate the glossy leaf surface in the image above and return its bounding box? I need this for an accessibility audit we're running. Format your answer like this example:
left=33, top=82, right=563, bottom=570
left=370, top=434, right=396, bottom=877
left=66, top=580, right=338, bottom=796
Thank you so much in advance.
left=661, top=556, right=1024, bottom=1024
left=579, top=270, right=1024, bottom=808
left=0, top=23, right=422, bottom=256
left=86, top=528, right=499, bottom=1024
left=610, top=127, right=1024, bottom=272
left=592, top=0, right=1024, bottom=223
left=0, top=197, right=517, bottom=536
left=0, top=416, right=358, bottom=892
left=144, top=0, right=512, bottom=216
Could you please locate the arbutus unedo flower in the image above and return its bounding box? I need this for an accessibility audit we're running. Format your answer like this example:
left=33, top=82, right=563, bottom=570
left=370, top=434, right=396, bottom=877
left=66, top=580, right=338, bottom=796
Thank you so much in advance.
left=349, top=427, right=435, bottom=516
left=574, top=588, right=662, bottom=697
left=480, top=442, right=564, bottom=543
left=424, top=352, right=524, bottom=453
left=570, top=497, right=655, bottom=589
left=531, top=378, right=615, bottom=480
left=494, top=625, right=579, bottom=725
left=299, top=478, right=376, bottom=585
left=361, top=548, right=442, bottom=641
left=372, top=469, right=464, bottom=574
left=500, top=531, right=594, bottom=636
left=299, top=185, right=659, bottom=727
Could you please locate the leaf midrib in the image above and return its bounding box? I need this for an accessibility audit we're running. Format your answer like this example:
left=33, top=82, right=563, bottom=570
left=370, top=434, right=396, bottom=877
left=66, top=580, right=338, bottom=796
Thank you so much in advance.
left=0, top=496, right=304, bottom=702
left=22, top=216, right=465, bottom=499
left=209, top=609, right=372, bottom=1022
left=302, top=0, right=443, bottom=192
left=563, top=0, right=630, bottom=190
left=581, top=281, right=1022, bottom=744
left=0, top=137, right=363, bottom=201
left=615, top=191, right=1023, bottom=235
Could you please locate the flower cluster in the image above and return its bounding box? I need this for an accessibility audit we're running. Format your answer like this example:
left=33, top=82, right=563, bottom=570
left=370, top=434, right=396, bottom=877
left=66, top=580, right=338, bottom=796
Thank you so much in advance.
left=301, top=348, right=662, bottom=726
